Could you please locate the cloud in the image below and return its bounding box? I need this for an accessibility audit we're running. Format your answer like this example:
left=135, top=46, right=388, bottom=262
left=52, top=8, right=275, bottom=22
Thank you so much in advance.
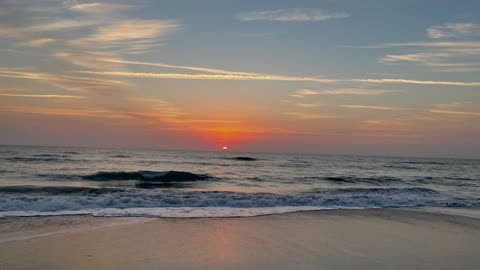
left=78, top=71, right=338, bottom=83
left=292, top=88, right=398, bottom=98
left=0, top=69, right=127, bottom=93
left=353, top=78, right=480, bottom=87
left=432, top=101, right=472, bottom=109
left=79, top=70, right=480, bottom=87
left=5, top=64, right=480, bottom=90
left=0, top=2, right=225, bottom=130
left=296, top=89, right=322, bottom=95
left=296, top=103, right=321, bottom=108
left=0, top=94, right=85, bottom=98
left=237, top=8, right=349, bottom=22
left=98, top=59, right=262, bottom=76
left=347, top=41, right=480, bottom=49
left=69, top=3, right=134, bottom=14
left=349, top=39, right=480, bottom=72
left=21, top=38, right=55, bottom=47
left=79, top=58, right=480, bottom=86
left=54, top=51, right=124, bottom=70
left=434, top=67, right=480, bottom=73
left=1, top=106, right=132, bottom=119
left=361, top=119, right=410, bottom=132
left=379, top=51, right=480, bottom=70
left=430, top=110, right=480, bottom=116
left=283, top=112, right=336, bottom=120
left=427, top=23, right=480, bottom=39
left=168, top=119, right=240, bottom=124
left=289, top=89, right=322, bottom=97
left=428, top=102, right=480, bottom=116
left=87, top=20, right=179, bottom=42
left=342, top=105, right=404, bottom=111
left=110, top=42, right=165, bottom=55
left=0, top=20, right=98, bottom=37
left=128, top=97, right=170, bottom=107
left=67, top=19, right=179, bottom=55
left=0, top=3, right=175, bottom=56
left=380, top=52, right=453, bottom=63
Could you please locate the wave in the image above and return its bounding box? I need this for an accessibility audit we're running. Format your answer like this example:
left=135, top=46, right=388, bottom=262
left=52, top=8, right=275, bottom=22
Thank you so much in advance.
left=110, top=155, right=131, bottom=158
left=299, top=176, right=406, bottom=185
left=35, top=173, right=79, bottom=180
left=32, top=154, right=68, bottom=158
left=321, top=187, right=438, bottom=194
left=400, top=160, right=448, bottom=165
left=1, top=187, right=477, bottom=217
left=385, top=165, right=418, bottom=170
left=0, top=206, right=336, bottom=218
left=0, top=185, right=123, bottom=195
left=412, top=177, right=480, bottom=187
left=141, top=160, right=249, bottom=167
left=82, top=170, right=212, bottom=182
left=83, top=171, right=143, bottom=180
left=33, top=171, right=215, bottom=186
left=230, top=157, right=258, bottom=161
left=135, top=182, right=198, bottom=189
left=4, top=155, right=74, bottom=162
left=5, top=157, right=64, bottom=162
left=0, top=150, right=17, bottom=154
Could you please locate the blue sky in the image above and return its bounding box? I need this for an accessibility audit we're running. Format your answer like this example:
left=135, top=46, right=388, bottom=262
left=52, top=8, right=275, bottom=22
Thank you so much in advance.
left=1, top=0, right=479, bottom=157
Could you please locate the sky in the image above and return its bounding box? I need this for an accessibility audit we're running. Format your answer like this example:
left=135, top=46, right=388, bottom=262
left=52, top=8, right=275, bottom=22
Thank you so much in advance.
left=1, top=0, right=480, bottom=158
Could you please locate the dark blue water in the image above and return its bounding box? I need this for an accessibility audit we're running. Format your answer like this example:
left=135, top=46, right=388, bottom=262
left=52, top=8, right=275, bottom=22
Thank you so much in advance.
left=0, top=145, right=479, bottom=217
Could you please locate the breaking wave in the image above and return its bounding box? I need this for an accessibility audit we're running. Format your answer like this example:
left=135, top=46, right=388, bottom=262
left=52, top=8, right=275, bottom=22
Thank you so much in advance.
left=0, top=186, right=123, bottom=195
left=5, top=157, right=69, bottom=162
left=82, top=170, right=212, bottom=182
left=230, top=157, right=258, bottom=161
left=312, top=176, right=406, bottom=185
left=0, top=186, right=477, bottom=218
left=110, top=155, right=131, bottom=158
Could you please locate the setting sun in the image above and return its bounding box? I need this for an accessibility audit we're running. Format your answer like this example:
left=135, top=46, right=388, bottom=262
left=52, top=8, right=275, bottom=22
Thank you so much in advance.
left=222, top=146, right=228, bottom=150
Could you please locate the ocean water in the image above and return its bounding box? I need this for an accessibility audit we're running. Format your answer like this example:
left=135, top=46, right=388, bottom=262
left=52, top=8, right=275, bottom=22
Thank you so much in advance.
left=0, top=145, right=479, bottom=218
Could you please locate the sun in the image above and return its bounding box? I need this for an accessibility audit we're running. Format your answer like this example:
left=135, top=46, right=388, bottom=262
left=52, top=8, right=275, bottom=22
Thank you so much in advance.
left=222, top=146, right=228, bottom=150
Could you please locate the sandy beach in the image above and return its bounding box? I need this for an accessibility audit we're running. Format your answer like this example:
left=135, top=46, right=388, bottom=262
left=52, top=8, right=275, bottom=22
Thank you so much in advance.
left=0, top=209, right=479, bottom=270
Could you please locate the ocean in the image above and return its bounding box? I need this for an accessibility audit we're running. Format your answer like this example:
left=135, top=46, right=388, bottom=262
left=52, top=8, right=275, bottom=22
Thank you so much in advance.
left=0, top=145, right=479, bottom=218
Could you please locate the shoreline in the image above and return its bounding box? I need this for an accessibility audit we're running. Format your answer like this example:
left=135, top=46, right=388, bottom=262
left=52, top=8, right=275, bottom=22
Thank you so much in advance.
left=1, top=208, right=479, bottom=269
left=1, top=206, right=479, bottom=219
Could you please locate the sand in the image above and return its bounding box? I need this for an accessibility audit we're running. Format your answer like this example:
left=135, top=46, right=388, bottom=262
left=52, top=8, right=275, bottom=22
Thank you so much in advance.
left=0, top=209, right=479, bottom=270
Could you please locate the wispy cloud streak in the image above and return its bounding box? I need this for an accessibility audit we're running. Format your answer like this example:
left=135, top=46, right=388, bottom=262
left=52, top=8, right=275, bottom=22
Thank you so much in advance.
left=430, top=110, right=480, bottom=116
left=0, top=69, right=127, bottom=94
left=292, top=88, right=398, bottom=98
left=353, top=78, right=480, bottom=87
left=78, top=71, right=337, bottom=83
left=101, top=59, right=261, bottom=76
left=427, top=23, right=480, bottom=39
left=342, top=105, right=404, bottom=111
left=80, top=70, right=480, bottom=87
left=350, top=24, right=480, bottom=72
left=69, top=3, right=135, bottom=14
left=0, top=94, right=85, bottom=98
left=0, top=20, right=98, bottom=37
left=345, top=41, right=480, bottom=49
left=21, top=38, right=55, bottom=47
left=237, top=9, right=349, bottom=22
left=283, top=112, right=336, bottom=120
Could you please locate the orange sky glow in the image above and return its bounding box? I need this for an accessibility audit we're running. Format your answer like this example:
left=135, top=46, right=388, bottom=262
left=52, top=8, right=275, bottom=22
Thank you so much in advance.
left=1, top=1, right=479, bottom=158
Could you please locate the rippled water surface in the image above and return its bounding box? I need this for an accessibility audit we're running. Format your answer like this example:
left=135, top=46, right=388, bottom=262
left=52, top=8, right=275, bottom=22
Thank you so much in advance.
left=0, top=145, right=479, bottom=217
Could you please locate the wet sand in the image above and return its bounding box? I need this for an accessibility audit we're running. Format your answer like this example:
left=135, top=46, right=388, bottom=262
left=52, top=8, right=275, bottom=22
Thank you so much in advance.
left=0, top=209, right=479, bottom=270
